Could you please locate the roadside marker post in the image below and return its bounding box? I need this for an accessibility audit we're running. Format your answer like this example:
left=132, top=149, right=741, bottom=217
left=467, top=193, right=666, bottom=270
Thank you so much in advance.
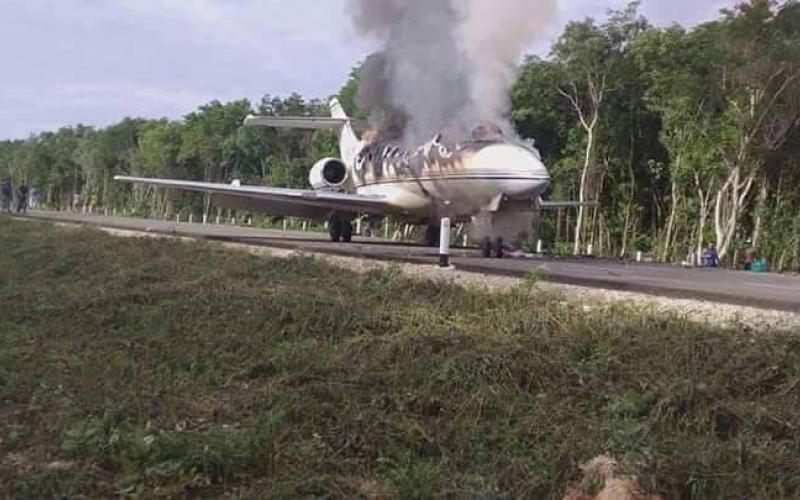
left=587, top=244, right=594, bottom=256
left=203, top=214, right=208, bottom=225
left=537, top=239, right=543, bottom=254
left=439, top=217, right=452, bottom=268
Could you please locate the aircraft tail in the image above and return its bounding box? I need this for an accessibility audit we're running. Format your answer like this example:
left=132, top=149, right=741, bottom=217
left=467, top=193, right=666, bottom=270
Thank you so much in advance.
left=243, top=98, right=361, bottom=166
left=329, top=98, right=361, bottom=166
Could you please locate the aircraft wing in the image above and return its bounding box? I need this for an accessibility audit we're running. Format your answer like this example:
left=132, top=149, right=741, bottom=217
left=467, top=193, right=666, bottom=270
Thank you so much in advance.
left=538, top=198, right=599, bottom=209
left=114, top=176, right=392, bottom=219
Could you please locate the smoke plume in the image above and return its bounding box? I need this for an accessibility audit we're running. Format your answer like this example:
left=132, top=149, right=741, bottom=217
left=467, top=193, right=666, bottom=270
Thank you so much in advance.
left=349, top=0, right=557, bottom=147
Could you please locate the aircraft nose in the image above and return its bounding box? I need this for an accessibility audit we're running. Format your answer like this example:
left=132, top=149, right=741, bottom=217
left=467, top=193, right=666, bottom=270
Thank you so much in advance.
left=470, top=143, right=549, bottom=180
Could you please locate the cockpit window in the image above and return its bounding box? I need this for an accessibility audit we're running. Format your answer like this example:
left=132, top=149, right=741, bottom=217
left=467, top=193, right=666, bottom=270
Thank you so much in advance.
left=471, top=124, right=504, bottom=141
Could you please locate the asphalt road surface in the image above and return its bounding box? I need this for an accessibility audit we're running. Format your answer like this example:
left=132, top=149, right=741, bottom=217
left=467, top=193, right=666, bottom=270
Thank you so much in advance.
left=17, top=210, right=800, bottom=313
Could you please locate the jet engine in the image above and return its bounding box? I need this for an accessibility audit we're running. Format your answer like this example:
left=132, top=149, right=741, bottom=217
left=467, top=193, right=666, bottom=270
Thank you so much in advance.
left=309, top=158, right=349, bottom=191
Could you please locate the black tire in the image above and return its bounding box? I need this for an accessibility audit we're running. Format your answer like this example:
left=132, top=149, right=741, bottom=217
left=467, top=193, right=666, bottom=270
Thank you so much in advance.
left=341, top=220, right=353, bottom=243
left=480, top=237, right=492, bottom=258
left=493, top=237, right=504, bottom=259
left=424, top=225, right=440, bottom=247
left=329, top=219, right=343, bottom=242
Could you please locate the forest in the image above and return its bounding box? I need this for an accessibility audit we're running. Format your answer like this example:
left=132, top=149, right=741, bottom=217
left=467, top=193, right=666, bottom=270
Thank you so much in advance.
left=1, top=0, right=798, bottom=270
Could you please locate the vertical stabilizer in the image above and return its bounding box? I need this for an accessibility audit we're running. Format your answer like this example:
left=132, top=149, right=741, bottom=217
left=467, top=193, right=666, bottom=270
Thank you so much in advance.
left=330, top=98, right=361, bottom=166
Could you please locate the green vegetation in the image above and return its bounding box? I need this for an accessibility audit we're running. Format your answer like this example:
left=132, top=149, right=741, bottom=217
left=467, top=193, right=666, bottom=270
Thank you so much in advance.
left=1, top=217, right=799, bottom=497
left=2, top=2, right=799, bottom=270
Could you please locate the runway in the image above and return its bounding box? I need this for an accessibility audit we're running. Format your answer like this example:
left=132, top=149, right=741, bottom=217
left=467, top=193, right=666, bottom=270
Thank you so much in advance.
left=18, top=210, right=800, bottom=313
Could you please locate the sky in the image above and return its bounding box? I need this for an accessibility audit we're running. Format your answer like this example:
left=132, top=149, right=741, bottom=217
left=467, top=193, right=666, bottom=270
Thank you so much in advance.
left=0, top=0, right=735, bottom=140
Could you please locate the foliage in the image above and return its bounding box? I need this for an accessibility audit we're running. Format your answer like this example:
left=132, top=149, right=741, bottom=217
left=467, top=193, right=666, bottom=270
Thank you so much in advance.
left=1, top=217, right=799, bottom=497
left=1, top=1, right=799, bottom=270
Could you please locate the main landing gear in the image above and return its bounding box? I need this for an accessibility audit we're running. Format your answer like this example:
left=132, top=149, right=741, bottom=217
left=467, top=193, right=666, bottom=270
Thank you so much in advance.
left=480, top=236, right=504, bottom=259
left=424, top=224, right=441, bottom=247
left=328, top=216, right=353, bottom=243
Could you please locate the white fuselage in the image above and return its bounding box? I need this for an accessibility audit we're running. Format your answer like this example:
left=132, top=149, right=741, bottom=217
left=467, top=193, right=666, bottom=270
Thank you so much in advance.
left=348, top=138, right=550, bottom=221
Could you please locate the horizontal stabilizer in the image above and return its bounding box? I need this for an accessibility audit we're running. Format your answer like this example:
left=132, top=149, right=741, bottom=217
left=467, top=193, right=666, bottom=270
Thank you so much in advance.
left=243, top=115, right=349, bottom=130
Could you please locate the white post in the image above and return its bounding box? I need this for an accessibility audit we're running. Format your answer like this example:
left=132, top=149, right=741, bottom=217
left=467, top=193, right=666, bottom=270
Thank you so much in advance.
left=283, top=219, right=288, bottom=231
left=537, top=239, right=543, bottom=254
left=462, top=232, right=468, bottom=248
left=439, top=218, right=451, bottom=268
left=176, top=214, right=180, bottom=223
left=636, top=251, right=643, bottom=263
left=203, top=213, right=208, bottom=225
left=587, top=244, right=593, bottom=256
left=215, top=215, right=220, bottom=225
left=231, top=217, right=236, bottom=225
left=356, top=217, right=362, bottom=236
left=302, top=221, right=308, bottom=232
left=112, top=208, right=117, bottom=216
left=384, top=219, right=389, bottom=239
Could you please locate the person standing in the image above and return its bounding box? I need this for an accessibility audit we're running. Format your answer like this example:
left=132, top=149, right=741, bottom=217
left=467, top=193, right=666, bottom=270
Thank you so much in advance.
left=744, top=246, right=758, bottom=271
left=28, top=186, right=38, bottom=210
left=1, top=178, right=12, bottom=213
left=702, top=243, right=720, bottom=268
left=17, top=184, right=29, bottom=214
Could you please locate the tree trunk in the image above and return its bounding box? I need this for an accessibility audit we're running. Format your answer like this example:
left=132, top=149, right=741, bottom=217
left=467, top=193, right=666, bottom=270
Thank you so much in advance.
left=751, top=177, right=767, bottom=249
left=661, top=180, right=679, bottom=262
left=696, top=186, right=710, bottom=266
left=620, top=204, right=632, bottom=259
left=573, top=128, right=594, bottom=255
left=714, top=164, right=755, bottom=259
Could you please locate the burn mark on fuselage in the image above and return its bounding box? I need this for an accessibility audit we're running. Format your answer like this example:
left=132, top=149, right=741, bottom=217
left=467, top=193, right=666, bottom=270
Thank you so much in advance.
left=354, top=138, right=501, bottom=187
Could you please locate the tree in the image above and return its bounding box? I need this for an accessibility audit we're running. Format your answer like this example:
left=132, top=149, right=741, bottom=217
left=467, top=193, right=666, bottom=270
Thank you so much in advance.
left=552, top=2, right=649, bottom=255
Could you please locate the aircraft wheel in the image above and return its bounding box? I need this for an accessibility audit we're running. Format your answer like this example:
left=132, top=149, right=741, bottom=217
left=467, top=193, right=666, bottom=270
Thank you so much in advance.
left=341, top=220, right=353, bottom=243
left=329, top=218, right=343, bottom=242
left=424, top=225, right=440, bottom=247
left=493, top=237, right=504, bottom=259
left=480, top=237, right=492, bottom=258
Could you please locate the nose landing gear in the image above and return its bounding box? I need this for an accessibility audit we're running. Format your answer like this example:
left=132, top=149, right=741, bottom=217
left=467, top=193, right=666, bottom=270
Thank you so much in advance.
left=329, top=216, right=353, bottom=243
left=480, top=237, right=504, bottom=259
left=424, top=224, right=441, bottom=247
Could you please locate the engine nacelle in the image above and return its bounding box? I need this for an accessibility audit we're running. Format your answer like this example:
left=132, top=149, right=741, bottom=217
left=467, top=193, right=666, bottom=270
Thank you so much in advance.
left=309, top=158, right=349, bottom=191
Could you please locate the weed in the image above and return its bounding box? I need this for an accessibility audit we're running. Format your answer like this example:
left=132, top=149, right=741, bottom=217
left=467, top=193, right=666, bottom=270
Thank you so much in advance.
left=386, top=457, right=441, bottom=500
left=1, top=217, right=799, bottom=497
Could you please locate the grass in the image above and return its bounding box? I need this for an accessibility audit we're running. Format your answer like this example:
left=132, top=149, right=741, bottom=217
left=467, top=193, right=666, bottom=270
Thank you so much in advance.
left=0, top=216, right=799, bottom=498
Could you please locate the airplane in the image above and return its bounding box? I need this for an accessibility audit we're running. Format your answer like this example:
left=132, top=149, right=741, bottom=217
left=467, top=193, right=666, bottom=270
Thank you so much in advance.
left=116, top=98, right=573, bottom=258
